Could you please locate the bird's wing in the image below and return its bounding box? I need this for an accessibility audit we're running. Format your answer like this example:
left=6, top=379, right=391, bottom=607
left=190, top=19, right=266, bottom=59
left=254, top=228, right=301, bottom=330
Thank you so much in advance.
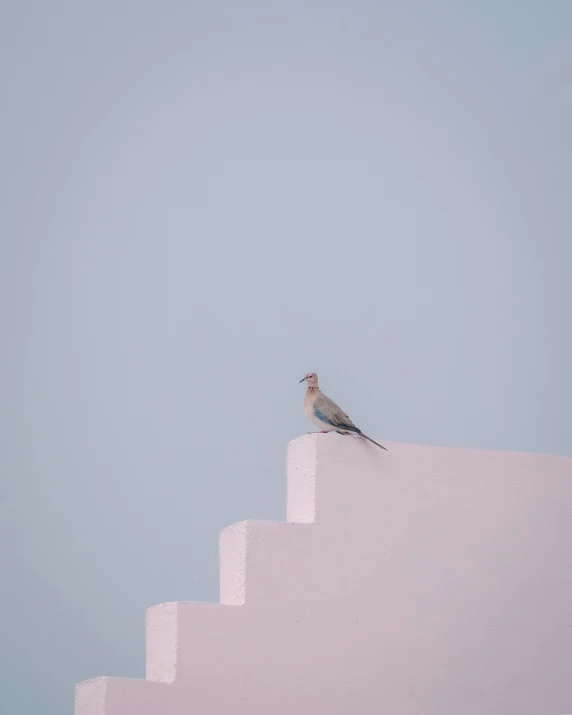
left=313, top=393, right=360, bottom=433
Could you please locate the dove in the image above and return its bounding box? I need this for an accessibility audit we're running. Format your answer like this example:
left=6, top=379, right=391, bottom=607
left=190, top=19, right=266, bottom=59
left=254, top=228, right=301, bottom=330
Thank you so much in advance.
left=299, top=372, right=387, bottom=450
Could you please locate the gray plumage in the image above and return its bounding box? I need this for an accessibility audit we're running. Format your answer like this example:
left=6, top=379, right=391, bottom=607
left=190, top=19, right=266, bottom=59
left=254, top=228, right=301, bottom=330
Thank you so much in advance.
left=313, top=393, right=357, bottom=431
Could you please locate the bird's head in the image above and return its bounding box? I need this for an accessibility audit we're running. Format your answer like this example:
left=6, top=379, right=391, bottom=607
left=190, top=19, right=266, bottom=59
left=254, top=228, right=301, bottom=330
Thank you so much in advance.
left=299, top=372, right=319, bottom=387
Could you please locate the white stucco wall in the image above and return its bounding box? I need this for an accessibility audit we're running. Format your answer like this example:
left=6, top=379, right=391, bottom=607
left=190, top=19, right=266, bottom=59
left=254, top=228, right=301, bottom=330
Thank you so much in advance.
left=76, top=434, right=572, bottom=714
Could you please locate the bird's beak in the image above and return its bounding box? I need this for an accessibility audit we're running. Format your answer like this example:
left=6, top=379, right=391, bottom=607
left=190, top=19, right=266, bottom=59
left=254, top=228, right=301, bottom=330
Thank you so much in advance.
left=299, top=377, right=305, bottom=383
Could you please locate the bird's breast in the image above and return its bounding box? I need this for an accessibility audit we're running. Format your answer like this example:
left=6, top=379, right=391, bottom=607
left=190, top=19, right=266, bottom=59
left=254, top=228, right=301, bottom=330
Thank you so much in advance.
left=303, top=390, right=317, bottom=419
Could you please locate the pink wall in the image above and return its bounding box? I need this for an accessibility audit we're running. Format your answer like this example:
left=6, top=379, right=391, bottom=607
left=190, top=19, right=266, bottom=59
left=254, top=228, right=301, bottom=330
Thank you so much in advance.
left=75, top=435, right=572, bottom=715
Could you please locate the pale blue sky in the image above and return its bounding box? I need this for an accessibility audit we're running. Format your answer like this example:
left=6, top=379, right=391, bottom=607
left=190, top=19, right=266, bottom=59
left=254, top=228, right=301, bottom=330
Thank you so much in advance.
left=1, top=1, right=571, bottom=713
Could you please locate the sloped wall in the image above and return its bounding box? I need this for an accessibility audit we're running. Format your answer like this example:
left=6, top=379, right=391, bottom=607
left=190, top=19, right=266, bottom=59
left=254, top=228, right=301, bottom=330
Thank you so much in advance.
left=75, top=434, right=572, bottom=715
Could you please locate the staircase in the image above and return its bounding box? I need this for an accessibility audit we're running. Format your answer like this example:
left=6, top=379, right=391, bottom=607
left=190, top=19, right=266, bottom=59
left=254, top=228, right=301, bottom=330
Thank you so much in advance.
left=75, top=434, right=572, bottom=715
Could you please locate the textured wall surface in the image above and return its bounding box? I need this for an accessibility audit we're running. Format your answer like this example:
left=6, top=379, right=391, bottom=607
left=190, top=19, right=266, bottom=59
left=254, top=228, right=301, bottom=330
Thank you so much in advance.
left=75, top=434, right=572, bottom=715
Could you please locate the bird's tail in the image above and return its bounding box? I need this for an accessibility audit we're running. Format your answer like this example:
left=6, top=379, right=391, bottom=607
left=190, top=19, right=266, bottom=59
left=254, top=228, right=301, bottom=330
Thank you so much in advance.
left=361, top=433, right=388, bottom=451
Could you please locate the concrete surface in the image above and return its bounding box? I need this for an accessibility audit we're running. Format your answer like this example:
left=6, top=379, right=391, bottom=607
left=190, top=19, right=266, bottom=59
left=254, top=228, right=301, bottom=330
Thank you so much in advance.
left=75, top=434, right=572, bottom=714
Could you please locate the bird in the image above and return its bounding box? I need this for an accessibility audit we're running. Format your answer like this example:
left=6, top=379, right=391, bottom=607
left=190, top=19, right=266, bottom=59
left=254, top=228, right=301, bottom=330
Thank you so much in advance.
left=299, top=372, right=387, bottom=450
